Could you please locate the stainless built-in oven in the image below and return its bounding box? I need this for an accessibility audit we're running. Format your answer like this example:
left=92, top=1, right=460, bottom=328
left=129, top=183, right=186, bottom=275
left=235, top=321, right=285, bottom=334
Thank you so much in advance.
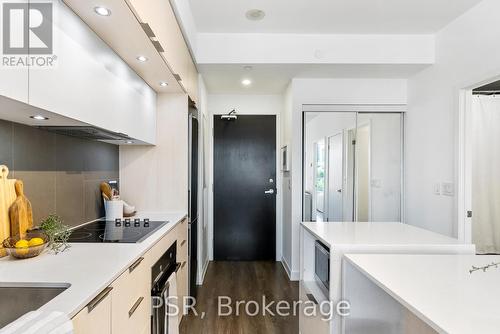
left=315, top=240, right=330, bottom=296
left=151, top=241, right=179, bottom=334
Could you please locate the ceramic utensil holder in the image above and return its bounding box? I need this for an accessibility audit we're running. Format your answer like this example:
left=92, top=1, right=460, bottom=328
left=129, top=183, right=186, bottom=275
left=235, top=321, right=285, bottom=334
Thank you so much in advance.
left=105, top=200, right=124, bottom=221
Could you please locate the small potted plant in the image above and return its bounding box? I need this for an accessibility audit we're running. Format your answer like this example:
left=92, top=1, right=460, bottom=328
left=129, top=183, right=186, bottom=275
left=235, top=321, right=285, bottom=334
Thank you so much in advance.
left=36, top=215, right=72, bottom=254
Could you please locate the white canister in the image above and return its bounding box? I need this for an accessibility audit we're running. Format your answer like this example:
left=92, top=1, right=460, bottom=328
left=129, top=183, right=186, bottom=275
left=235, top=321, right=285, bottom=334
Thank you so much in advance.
left=104, top=200, right=124, bottom=221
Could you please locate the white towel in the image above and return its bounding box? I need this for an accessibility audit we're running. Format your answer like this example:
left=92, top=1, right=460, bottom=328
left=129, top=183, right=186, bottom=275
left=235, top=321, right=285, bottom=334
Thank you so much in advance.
left=167, top=272, right=179, bottom=334
left=0, top=311, right=73, bottom=334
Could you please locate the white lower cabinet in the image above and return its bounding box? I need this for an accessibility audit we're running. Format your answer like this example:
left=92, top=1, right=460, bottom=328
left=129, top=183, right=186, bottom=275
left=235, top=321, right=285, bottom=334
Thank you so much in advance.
left=111, top=257, right=151, bottom=334
left=72, top=218, right=188, bottom=334
left=73, top=287, right=113, bottom=334
left=299, top=282, right=330, bottom=334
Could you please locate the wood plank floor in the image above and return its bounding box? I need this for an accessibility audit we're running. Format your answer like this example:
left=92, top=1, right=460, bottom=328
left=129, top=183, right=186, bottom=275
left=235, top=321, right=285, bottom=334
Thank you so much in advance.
left=180, top=261, right=299, bottom=334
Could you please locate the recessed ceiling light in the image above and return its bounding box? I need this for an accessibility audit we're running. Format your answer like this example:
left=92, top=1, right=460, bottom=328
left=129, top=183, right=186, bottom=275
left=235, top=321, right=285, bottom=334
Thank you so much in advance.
left=125, top=140, right=134, bottom=144
left=246, top=9, right=265, bottom=21
left=242, top=79, right=252, bottom=86
left=94, top=6, right=111, bottom=16
left=30, top=115, right=49, bottom=121
left=159, top=81, right=168, bottom=87
left=136, top=56, right=148, bottom=62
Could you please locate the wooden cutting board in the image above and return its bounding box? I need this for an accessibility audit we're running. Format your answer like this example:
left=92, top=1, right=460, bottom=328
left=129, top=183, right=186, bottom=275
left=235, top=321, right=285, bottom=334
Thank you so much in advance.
left=0, top=166, right=17, bottom=257
left=9, top=180, right=34, bottom=238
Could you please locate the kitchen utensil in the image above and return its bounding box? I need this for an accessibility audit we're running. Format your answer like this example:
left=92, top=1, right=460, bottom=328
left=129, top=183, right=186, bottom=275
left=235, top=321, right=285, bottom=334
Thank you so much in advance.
left=2, top=231, right=49, bottom=259
left=123, top=201, right=136, bottom=216
left=102, top=192, right=110, bottom=201
left=9, top=180, right=34, bottom=238
left=104, top=200, right=124, bottom=221
left=0, top=166, right=17, bottom=257
left=100, top=182, right=113, bottom=201
left=123, top=211, right=137, bottom=218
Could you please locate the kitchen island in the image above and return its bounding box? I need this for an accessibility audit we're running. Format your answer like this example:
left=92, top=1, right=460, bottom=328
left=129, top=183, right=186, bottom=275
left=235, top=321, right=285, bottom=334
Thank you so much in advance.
left=0, top=212, right=187, bottom=333
left=299, top=222, right=476, bottom=334
left=344, top=254, right=500, bottom=334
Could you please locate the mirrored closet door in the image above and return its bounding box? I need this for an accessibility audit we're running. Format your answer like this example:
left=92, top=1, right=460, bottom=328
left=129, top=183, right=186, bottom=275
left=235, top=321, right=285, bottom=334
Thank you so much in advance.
left=303, top=111, right=403, bottom=223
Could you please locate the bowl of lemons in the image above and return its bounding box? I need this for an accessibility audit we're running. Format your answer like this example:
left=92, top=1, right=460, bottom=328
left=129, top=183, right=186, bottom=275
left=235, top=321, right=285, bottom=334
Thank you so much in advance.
left=2, top=231, right=49, bottom=259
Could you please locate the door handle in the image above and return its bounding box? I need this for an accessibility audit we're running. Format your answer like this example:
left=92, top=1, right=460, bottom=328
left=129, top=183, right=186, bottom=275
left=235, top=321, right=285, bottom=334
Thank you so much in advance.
left=264, top=189, right=275, bottom=194
left=87, top=287, right=113, bottom=313
left=129, top=257, right=144, bottom=273
left=128, top=297, right=144, bottom=318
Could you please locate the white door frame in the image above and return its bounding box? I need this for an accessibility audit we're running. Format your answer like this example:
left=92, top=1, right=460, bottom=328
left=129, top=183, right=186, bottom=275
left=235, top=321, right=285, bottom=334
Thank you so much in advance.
left=457, top=89, right=473, bottom=243
left=208, top=113, right=282, bottom=262
left=312, top=141, right=319, bottom=217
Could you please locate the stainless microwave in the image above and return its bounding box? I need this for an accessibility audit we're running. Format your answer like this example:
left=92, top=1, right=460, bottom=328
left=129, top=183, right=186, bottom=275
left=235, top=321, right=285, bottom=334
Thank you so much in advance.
left=315, top=240, right=330, bottom=296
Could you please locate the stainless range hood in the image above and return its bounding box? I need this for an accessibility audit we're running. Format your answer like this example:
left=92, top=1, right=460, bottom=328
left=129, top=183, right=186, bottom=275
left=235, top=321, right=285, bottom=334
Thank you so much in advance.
left=36, top=126, right=131, bottom=141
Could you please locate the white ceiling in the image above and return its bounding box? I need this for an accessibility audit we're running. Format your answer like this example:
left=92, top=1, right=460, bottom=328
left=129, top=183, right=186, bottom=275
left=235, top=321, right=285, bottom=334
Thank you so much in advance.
left=188, top=0, right=482, bottom=34
left=199, top=64, right=429, bottom=94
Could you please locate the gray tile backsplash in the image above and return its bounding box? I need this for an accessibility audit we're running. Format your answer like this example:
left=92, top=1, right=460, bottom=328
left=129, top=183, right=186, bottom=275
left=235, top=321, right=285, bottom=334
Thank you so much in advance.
left=0, top=119, right=119, bottom=227
left=0, top=121, right=12, bottom=166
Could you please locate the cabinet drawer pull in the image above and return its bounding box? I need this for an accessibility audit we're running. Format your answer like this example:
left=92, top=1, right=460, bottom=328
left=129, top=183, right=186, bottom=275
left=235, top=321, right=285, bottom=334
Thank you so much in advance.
left=181, top=261, right=187, bottom=269
left=129, top=257, right=144, bottom=273
left=129, top=297, right=145, bottom=318
left=180, top=240, right=187, bottom=247
left=87, top=287, right=113, bottom=313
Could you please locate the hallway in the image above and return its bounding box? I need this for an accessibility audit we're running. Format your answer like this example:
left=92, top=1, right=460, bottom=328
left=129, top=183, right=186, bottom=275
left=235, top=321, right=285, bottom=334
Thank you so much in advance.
left=180, top=262, right=299, bottom=334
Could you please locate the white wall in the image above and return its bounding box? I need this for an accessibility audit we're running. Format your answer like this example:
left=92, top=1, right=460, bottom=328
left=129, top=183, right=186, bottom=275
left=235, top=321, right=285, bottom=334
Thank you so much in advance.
left=120, top=93, right=188, bottom=211
left=283, top=78, right=407, bottom=280
left=206, top=94, right=283, bottom=262
left=197, top=76, right=210, bottom=284
left=406, top=0, right=500, bottom=238
left=207, top=94, right=283, bottom=115
left=196, top=33, right=434, bottom=65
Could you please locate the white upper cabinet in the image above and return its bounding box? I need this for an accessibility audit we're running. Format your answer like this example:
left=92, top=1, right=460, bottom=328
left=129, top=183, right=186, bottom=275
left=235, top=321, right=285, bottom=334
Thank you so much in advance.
left=0, top=68, right=28, bottom=104
left=28, top=1, right=157, bottom=145
left=128, top=0, right=199, bottom=105
left=0, top=6, right=28, bottom=103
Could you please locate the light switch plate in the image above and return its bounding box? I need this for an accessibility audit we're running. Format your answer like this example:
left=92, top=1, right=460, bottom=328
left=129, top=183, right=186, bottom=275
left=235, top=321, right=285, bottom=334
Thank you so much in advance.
left=441, top=182, right=454, bottom=196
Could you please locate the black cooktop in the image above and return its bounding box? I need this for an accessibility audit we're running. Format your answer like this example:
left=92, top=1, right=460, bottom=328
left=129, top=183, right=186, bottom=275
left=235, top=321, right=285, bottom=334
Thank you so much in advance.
left=68, top=219, right=168, bottom=243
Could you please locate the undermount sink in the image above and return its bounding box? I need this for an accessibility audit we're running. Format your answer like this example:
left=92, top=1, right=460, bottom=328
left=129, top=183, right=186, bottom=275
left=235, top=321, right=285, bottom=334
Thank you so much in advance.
left=0, top=283, right=70, bottom=328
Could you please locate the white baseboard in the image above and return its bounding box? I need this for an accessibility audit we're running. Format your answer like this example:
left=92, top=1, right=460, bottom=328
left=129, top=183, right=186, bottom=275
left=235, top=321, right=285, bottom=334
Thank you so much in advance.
left=281, top=257, right=299, bottom=281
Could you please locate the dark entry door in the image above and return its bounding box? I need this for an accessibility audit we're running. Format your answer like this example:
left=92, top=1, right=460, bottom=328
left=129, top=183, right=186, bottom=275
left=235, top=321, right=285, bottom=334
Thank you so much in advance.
left=214, top=115, right=276, bottom=261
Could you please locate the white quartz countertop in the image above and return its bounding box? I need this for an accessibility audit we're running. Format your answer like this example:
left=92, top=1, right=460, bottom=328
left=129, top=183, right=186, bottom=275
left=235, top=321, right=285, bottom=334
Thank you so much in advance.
left=0, top=211, right=186, bottom=320
left=301, top=222, right=474, bottom=252
left=344, top=254, right=500, bottom=334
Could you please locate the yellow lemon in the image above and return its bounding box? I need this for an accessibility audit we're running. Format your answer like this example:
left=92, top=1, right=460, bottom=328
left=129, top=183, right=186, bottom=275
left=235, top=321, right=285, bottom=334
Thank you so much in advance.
left=28, top=238, right=44, bottom=247
left=15, top=239, right=29, bottom=249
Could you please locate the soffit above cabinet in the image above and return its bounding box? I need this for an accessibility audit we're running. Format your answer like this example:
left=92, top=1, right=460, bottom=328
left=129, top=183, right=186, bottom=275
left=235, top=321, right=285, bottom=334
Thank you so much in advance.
left=62, top=0, right=183, bottom=94
left=0, top=96, right=152, bottom=145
